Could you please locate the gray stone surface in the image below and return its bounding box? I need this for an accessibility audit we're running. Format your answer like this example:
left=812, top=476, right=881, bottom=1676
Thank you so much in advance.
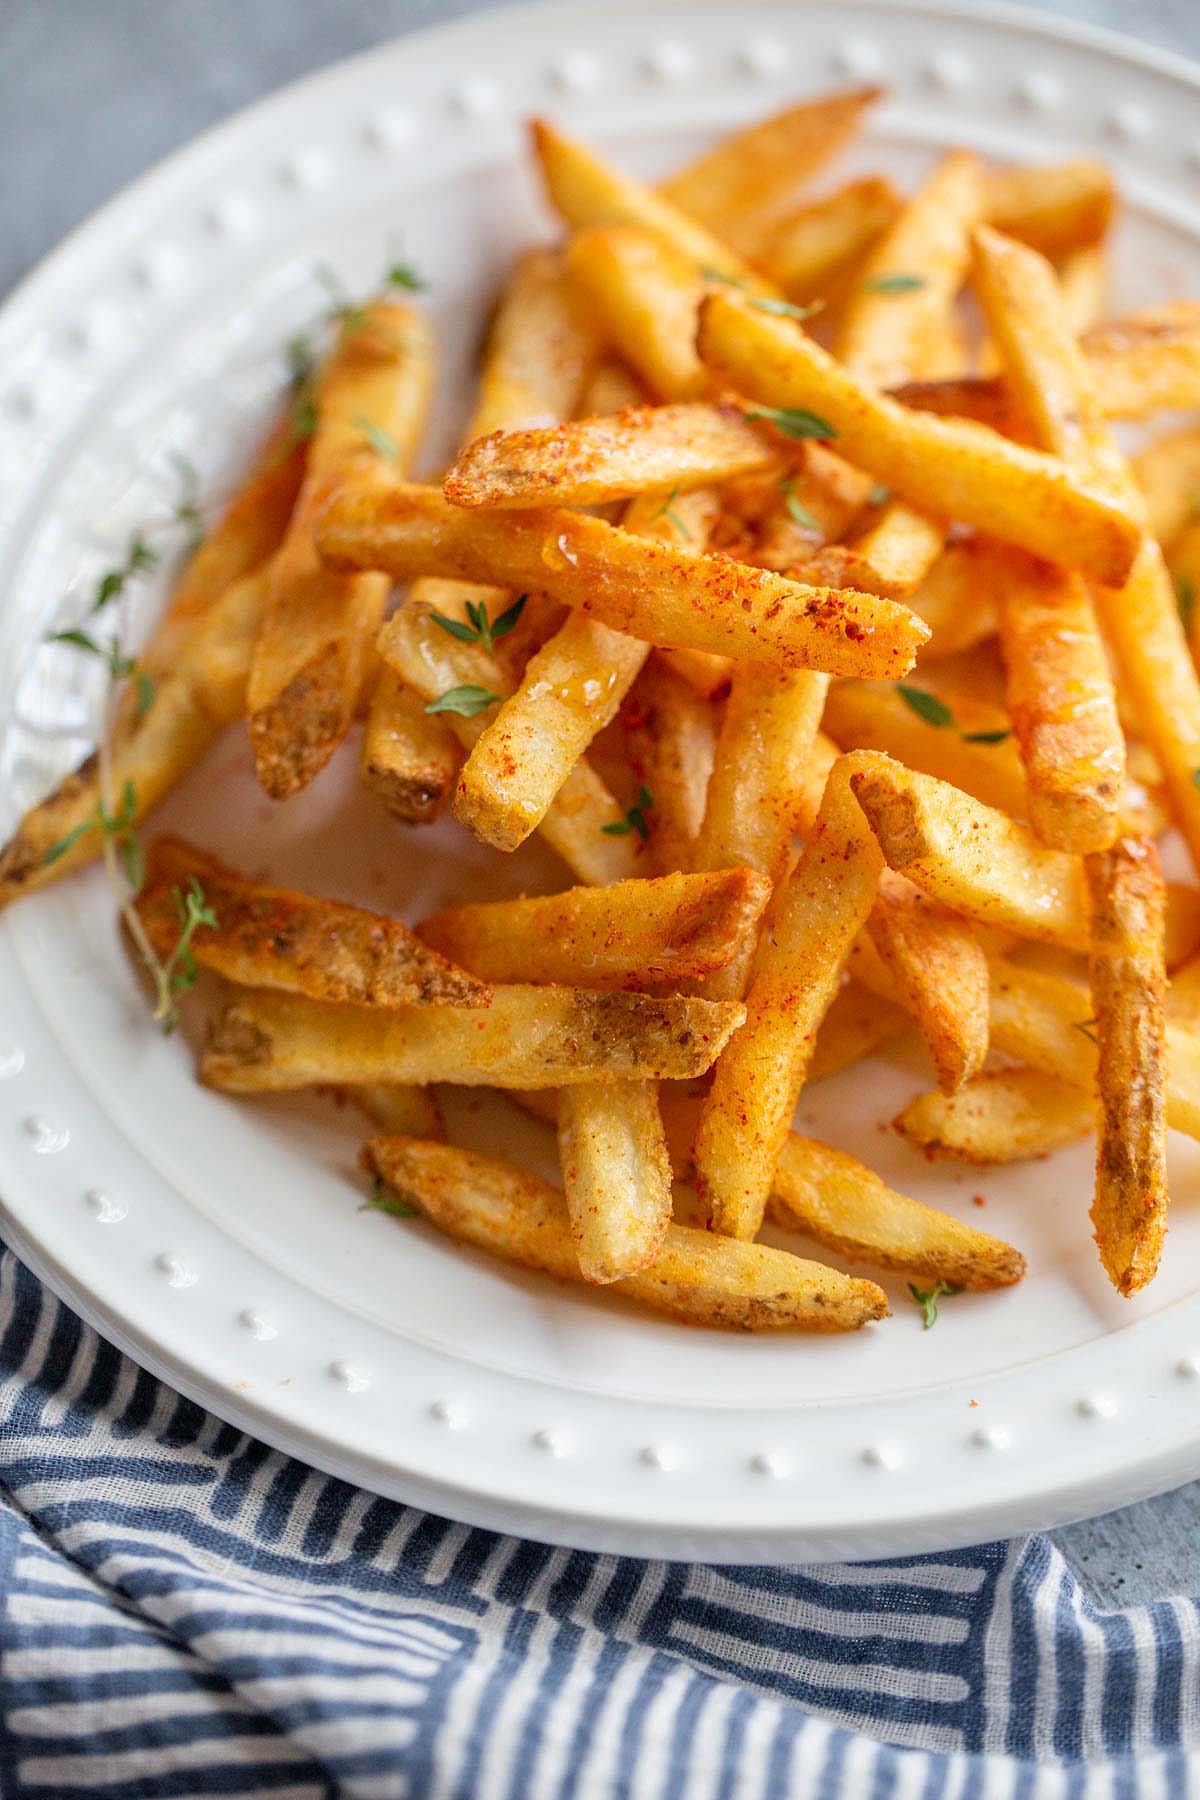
left=3, top=0, right=1200, bottom=1608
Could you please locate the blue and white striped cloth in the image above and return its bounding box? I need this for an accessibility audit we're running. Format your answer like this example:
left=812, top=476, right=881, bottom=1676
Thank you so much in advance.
left=1, top=1240, right=1196, bottom=1798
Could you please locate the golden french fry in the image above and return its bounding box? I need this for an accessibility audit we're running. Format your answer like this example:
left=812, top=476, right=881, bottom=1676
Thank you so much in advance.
left=758, top=177, right=902, bottom=300
left=624, top=654, right=718, bottom=872
left=903, top=538, right=999, bottom=656
left=578, top=358, right=647, bottom=416
left=248, top=301, right=435, bottom=798
left=352, top=1083, right=446, bottom=1140
left=867, top=868, right=989, bottom=1093
left=849, top=752, right=1088, bottom=949
left=1056, top=245, right=1108, bottom=334
left=894, top=1068, right=1093, bottom=1163
left=1086, top=838, right=1168, bottom=1296
left=1169, top=953, right=1200, bottom=1030
left=557, top=1080, right=673, bottom=1282
left=137, top=837, right=487, bottom=1009
left=659, top=87, right=883, bottom=256
left=471, top=247, right=599, bottom=436
left=822, top=679, right=1026, bottom=816
left=203, top=984, right=745, bottom=1093
left=319, top=480, right=929, bottom=676
left=696, top=292, right=1142, bottom=587
left=417, top=867, right=771, bottom=990
left=1135, top=423, right=1200, bottom=547
left=693, top=754, right=884, bottom=1240
left=361, top=668, right=461, bottom=822
left=565, top=227, right=710, bottom=402
left=847, top=504, right=946, bottom=601
left=808, top=975, right=910, bottom=1079
left=986, top=158, right=1116, bottom=258
left=362, top=1136, right=888, bottom=1331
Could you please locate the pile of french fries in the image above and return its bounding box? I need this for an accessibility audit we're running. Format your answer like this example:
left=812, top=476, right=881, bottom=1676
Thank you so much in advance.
left=13, top=85, right=1200, bottom=1328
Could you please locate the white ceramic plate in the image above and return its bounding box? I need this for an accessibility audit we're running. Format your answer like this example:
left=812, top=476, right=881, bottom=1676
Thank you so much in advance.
left=5, top=0, right=1200, bottom=1563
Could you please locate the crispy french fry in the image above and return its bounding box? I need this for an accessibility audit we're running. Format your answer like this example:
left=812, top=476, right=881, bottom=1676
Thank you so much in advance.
left=654, top=649, right=733, bottom=700
left=557, top=1080, right=673, bottom=1282
left=137, top=837, right=487, bottom=1008
left=866, top=868, right=988, bottom=1092
left=758, top=177, right=902, bottom=300
left=203, top=984, right=745, bottom=1093
left=319, top=480, right=929, bottom=676
left=530, top=117, right=773, bottom=295
left=903, top=539, right=999, bottom=656
left=808, top=974, right=910, bottom=1080
left=565, top=227, right=710, bottom=402
left=796, top=730, right=842, bottom=838
left=822, top=679, right=1026, bottom=816
left=361, top=668, right=461, bottom=822
left=849, top=752, right=1088, bottom=949
left=471, top=247, right=599, bottom=436
left=1086, top=838, right=1168, bottom=1296
left=417, top=867, right=771, bottom=990
left=696, top=291, right=1141, bottom=587
left=1169, top=953, right=1200, bottom=1030
left=693, top=754, right=884, bottom=1239
left=362, top=1136, right=888, bottom=1331
left=623, top=654, right=718, bottom=873
left=847, top=504, right=946, bottom=601
left=659, top=87, right=882, bottom=256
left=445, top=402, right=774, bottom=509
left=1056, top=245, right=1108, bottom=334
left=578, top=358, right=646, bottom=416
left=1135, top=423, right=1200, bottom=547
left=353, top=1083, right=446, bottom=1140
left=894, top=1068, right=1093, bottom=1163
left=986, top=158, right=1116, bottom=258
left=248, top=301, right=435, bottom=798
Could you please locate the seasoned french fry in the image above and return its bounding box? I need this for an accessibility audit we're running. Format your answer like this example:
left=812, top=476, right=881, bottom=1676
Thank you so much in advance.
left=470, top=247, right=599, bottom=436
left=659, top=87, right=882, bottom=256
left=247, top=301, right=435, bottom=798
left=903, top=538, right=999, bottom=656
left=530, top=118, right=773, bottom=295
left=847, top=504, right=946, bottom=601
left=623, top=655, right=718, bottom=873
left=137, top=837, right=487, bottom=1008
left=1134, top=423, right=1200, bottom=547
left=203, top=984, right=745, bottom=1093
left=808, top=974, right=910, bottom=1080
left=1056, top=245, right=1108, bottom=334
left=319, top=480, right=929, bottom=676
left=796, top=730, right=843, bottom=838
left=894, top=1068, right=1093, bottom=1163
left=353, top=1083, right=445, bottom=1140
left=558, top=1079, right=673, bottom=1282
left=578, top=358, right=646, bottom=416
left=866, top=868, right=988, bottom=1093
left=696, top=291, right=1142, bottom=587
left=1169, top=953, right=1200, bottom=1030
left=362, top=1136, right=888, bottom=1331
left=1086, top=838, right=1168, bottom=1296
left=361, top=668, right=461, bottom=822
left=565, top=227, right=710, bottom=402
left=822, top=679, right=1026, bottom=816
left=417, top=867, right=771, bottom=990
left=849, top=753, right=1088, bottom=949
left=758, top=177, right=901, bottom=300
left=693, top=754, right=884, bottom=1240
left=986, top=158, right=1116, bottom=258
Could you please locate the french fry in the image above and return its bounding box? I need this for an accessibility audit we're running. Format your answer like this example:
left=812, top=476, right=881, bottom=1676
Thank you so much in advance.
left=849, top=752, right=1088, bottom=949
left=318, top=480, right=929, bottom=676
left=693, top=754, right=884, bottom=1240
left=1056, top=244, right=1108, bottom=334
left=137, top=837, right=488, bottom=1009
left=444, top=402, right=774, bottom=509
left=796, top=730, right=842, bottom=838
left=903, top=538, right=999, bottom=656
left=362, top=1136, right=888, bottom=1331
left=530, top=117, right=773, bottom=295
left=470, top=246, right=599, bottom=436
left=565, top=227, right=710, bottom=402
left=808, top=975, right=910, bottom=1079
left=417, top=867, right=771, bottom=990
left=361, top=668, right=461, bottom=822
left=578, top=357, right=647, bottom=416
left=758, top=177, right=902, bottom=300
left=353, top=1083, right=446, bottom=1140
left=866, top=868, right=989, bottom=1092
left=1169, top=953, right=1200, bottom=1030
left=847, top=504, right=946, bottom=601
left=1086, top=838, right=1168, bottom=1296
left=822, top=679, right=1026, bottom=816
left=696, top=291, right=1142, bottom=587
left=1134, top=423, right=1200, bottom=547
left=623, top=655, right=718, bottom=873
left=658, top=87, right=882, bottom=256
left=247, top=301, right=435, bottom=798
left=203, top=984, right=745, bottom=1093
left=894, top=1068, right=1093, bottom=1163
left=557, top=1079, right=673, bottom=1282
left=986, top=158, right=1116, bottom=258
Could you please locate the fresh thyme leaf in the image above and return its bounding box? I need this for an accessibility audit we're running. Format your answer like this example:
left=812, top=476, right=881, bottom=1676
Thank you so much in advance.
left=908, top=1279, right=962, bottom=1329
left=117, top=833, right=145, bottom=896
left=868, top=482, right=891, bottom=506
left=779, top=475, right=821, bottom=533
left=430, top=595, right=526, bottom=654
left=386, top=262, right=426, bottom=293
left=154, top=877, right=217, bottom=1031
left=286, top=332, right=316, bottom=385
left=354, top=415, right=399, bottom=460
left=169, top=452, right=205, bottom=555
left=430, top=611, right=480, bottom=644
left=1073, top=1017, right=1099, bottom=1044
left=490, top=594, right=528, bottom=641
left=45, top=778, right=140, bottom=876
left=650, top=484, right=691, bottom=540
left=1177, top=574, right=1196, bottom=635
left=314, top=262, right=366, bottom=331
left=90, top=534, right=159, bottom=614
left=896, top=685, right=954, bottom=729
left=47, top=627, right=103, bottom=653
left=962, top=727, right=1011, bottom=745
left=748, top=296, right=825, bottom=322
left=134, top=669, right=156, bottom=718
left=43, top=819, right=97, bottom=865
left=698, top=264, right=746, bottom=289
left=361, top=1174, right=420, bottom=1217
left=864, top=273, right=926, bottom=293
left=291, top=391, right=320, bottom=440
left=425, top=684, right=501, bottom=718
left=603, top=784, right=654, bottom=841
left=745, top=406, right=837, bottom=443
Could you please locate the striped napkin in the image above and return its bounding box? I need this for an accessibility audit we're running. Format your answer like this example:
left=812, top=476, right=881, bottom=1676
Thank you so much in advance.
left=1, top=1239, right=1194, bottom=1798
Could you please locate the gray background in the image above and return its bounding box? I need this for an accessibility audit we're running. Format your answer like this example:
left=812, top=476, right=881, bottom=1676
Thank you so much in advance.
left=3, top=0, right=1198, bottom=1606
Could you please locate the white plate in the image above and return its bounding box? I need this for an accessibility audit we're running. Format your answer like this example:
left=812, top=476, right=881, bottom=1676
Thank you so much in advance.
left=4, top=0, right=1200, bottom=1563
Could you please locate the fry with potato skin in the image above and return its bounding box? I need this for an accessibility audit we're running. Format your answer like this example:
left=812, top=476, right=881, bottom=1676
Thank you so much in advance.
left=565, top=227, right=710, bottom=402
left=137, top=837, right=487, bottom=1009
left=1086, top=838, right=1169, bottom=1297
left=696, top=291, right=1141, bottom=587
left=416, top=867, right=772, bottom=991
left=470, top=246, right=599, bottom=437
left=352, top=1083, right=446, bottom=1140
left=866, top=868, right=989, bottom=1093
left=361, top=668, right=461, bottom=822
left=822, top=679, right=1026, bottom=816
left=807, top=976, right=910, bottom=1080
left=894, top=1068, right=1094, bottom=1164
left=203, top=985, right=745, bottom=1093
left=362, top=1137, right=888, bottom=1332
left=624, top=655, right=718, bottom=873
left=693, top=754, right=884, bottom=1241
left=558, top=1080, right=673, bottom=1283
left=318, top=480, right=930, bottom=676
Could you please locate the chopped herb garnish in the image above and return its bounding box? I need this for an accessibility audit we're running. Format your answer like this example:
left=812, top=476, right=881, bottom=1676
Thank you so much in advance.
left=864, top=273, right=926, bottom=294
left=286, top=332, right=316, bottom=386
left=908, top=1279, right=962, bottom=1329
left=1073, top=1017, right=1099, bottom=1044
left=698, top=264, right=746, bottom=289
left=868, top=482, right=891, bottom=506
left=430, top=594, right=526, bottom=653
left=91, top=535, right=158, bottom=615
left=602, top=784, right=654, bottom=840
left=315, top=262, right=366, bottom=332
left=748, top=296, right=825, bottom=322
left=154, top=876, right=218, bottom=1032
left=650, top=484, right=692, bottom=540
left=386, top=261, right=426, bottom=293
left=745, top=406, right=837, bottom=443
left=291, top=391, right=320, bottom=440
left=360, top=1175, right=420, bottom=1217
left=43, top=777, right=138, bottom=873
left=961, top=727, right=1011, bottom=745
left=169, top=453, right=205, bottom=556
left=355, top=415, right=399, bottom=461
left=425, top=684, right=501, bottom=718
left=1177, top=574, right=1196, bottom=635
left=46, top=629, right=155, bottom=718
left=896, top=685, right=954, bottom=729
left=779, top=475, right=821, bottom=533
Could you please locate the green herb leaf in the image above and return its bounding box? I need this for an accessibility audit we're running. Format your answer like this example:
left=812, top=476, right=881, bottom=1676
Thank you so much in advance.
left=430, top=611, right=481, bottom=644
left=286, top=332, right=316, bottom=386
left=748, top=296, right=825, bottom=322
left=1177, top=574, right=1196, bottom=635
left=1073, top=1017, right=1099, bottom=1044
left=117, top=833, right=145, bottom=896
left=354, top=415, right=399, bottom=460
left=745, top=406, right=837, bottom=443
left=650, top=484, right=692, bottom=540
left=425, top=684, right=501, bottom=718
left=386, top=262, right=426, bottom=293
left=43, top=818, right=97, bottom=866
left=864, top=273, right=926, bottom=294
left=896, top=685, right=954, bottom=729
left=90, top=534, right=159, bottom=615
left=603, top=785, right=654, bottom=841
left=430, top=595, right=527, bottom=654
left=291, top=392, right=320, bottom=441
left=698, top=264, right=746, bottom=289
left=779, top=476, right=821, bottom=534
left=47, top=627, right=103, bottom=654
left=361, top=1174, right=420, bottom=1217
left=154, top=877, right=217, bottom=1031
left=908, top=1279, right=962, bottom=1329
left=314, top=262, right=366, bottom=331
left=490, top=594, right=528, bottom=641
left=134, top=669, right=156, bottom=718
left=169, top=453, right=205, bottom=556
left=961, top=728, right=1011, bottom=745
